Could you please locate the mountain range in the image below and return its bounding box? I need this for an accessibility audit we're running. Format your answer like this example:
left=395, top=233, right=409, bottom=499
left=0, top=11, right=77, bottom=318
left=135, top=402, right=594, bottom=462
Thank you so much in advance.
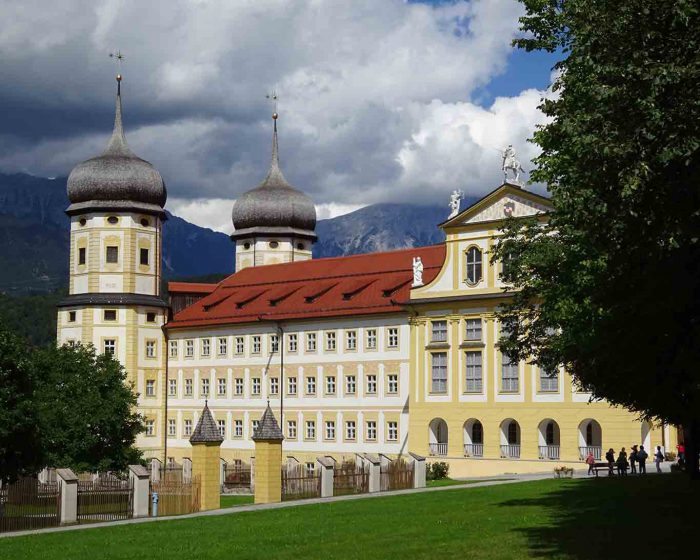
left=0, top=172, right=466, bottom=294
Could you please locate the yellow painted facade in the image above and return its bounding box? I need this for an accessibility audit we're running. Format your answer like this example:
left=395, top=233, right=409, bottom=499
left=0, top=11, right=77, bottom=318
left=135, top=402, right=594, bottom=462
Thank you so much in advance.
left=254, top=441, right=282, bottom=504
left=191, top=441, right=222, bottom=510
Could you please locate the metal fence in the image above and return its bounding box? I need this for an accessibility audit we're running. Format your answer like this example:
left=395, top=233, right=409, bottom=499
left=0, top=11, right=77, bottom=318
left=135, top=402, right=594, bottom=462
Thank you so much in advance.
left=77, top=476, right=133, bottom=524
left=380, top=458, right=414, bottom=492
left=223, top=464, right=251, bottom=491
left=150, top=475, right=201, bottom=516
left=0, top=478, right=61, bottom=533
left=282, top=464, right=321, bottom=501
left=333, top=461, right=369, bottom=496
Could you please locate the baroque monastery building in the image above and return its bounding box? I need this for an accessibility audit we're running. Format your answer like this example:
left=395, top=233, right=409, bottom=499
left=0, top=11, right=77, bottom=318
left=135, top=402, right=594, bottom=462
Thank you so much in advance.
left=57, top=78, right=676, bottom=477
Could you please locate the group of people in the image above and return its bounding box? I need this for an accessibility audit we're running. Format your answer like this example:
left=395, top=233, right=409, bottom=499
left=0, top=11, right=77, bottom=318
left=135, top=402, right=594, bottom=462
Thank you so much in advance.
left=586, top=445, right=666, bottom=476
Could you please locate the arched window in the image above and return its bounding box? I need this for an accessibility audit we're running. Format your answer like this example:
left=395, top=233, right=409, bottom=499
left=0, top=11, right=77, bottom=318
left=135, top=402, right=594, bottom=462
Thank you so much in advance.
left=465, top=247, right=482, bottom=285
left=586, top=422, right=593, bottom=446
left=507, top=421, right=518, bottom=444
left=545, top=422, right=555, bottom=445
left=472, top=421, right=483, bottom=444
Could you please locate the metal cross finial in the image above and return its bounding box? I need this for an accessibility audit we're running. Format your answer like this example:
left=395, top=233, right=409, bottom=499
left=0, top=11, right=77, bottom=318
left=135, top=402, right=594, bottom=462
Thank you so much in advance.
left=266, top=90, right=278, bottom=119
left=109, top=50, right=125, bottom=78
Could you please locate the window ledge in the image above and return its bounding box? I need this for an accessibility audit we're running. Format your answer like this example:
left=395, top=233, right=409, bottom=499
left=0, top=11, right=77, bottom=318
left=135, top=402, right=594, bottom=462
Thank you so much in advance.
left=459, top=341, right=484, bottom=349
left=426, top=342, right=450, bottom=350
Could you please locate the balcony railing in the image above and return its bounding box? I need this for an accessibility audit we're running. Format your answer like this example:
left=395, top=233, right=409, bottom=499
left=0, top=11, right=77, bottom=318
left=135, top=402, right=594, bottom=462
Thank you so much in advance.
left=463, top=444, right=483, bottom=457
left=429, top=443, right=447, bottom=456
left=539, top=445, right=560, bottom=460
left=579, top=446, right=602, bottom=461
left=500, top=444, right=521, bottom=459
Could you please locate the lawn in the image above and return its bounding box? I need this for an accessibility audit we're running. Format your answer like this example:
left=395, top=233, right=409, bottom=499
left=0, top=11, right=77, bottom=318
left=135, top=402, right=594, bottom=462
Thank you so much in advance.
left=1, top=475, right=695, bottom=559
left=426, top=477, right=510, bottom=487
left=220, top=494, right=254, bottom=508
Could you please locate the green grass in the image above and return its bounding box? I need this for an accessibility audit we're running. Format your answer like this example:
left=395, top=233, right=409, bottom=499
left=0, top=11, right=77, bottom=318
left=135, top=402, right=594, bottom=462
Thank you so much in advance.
left=1, top=476, right=695, bottom=559
left=427, top=477, right=510, bottom=487
left=220, top=494, right=254, bottom=508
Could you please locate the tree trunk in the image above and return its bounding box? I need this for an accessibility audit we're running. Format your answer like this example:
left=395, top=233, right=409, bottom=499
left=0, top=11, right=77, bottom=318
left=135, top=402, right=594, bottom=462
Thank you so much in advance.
left=684, top=420, right=700, bottom=480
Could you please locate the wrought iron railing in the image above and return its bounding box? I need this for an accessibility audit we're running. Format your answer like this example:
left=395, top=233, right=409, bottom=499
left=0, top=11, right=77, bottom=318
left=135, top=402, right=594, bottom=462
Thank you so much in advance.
left=579, top=446, right=602, bottom=461
left=500, top=444, right=521, bottom=458
left=429, top=443, right=447, bottom=456
left=464, top=443, right=484, bottom=457
left=539, top=445, right=561, bottom=460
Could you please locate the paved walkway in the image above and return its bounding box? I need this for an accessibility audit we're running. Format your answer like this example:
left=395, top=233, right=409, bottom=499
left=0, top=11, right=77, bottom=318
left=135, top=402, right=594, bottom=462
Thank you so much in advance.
left=0, top=467, right=672, bottom=539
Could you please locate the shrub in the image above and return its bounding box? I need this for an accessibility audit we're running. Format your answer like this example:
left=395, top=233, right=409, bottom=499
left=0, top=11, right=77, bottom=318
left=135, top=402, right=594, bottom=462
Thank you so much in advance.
left=427, top=462, right=449, bottom=480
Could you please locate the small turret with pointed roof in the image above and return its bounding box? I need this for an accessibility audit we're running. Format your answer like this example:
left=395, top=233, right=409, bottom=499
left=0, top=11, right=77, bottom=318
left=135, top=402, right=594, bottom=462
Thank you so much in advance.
left=189, top=401, right=224, bottom=444
left=252, top=401, right=284, bottom=442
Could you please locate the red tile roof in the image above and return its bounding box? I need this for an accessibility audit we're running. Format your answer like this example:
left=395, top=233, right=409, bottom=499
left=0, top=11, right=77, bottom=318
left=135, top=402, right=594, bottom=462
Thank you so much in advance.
left=166, top=244, right=445, bottom=329
left=168, top=282, right=218, bottom=294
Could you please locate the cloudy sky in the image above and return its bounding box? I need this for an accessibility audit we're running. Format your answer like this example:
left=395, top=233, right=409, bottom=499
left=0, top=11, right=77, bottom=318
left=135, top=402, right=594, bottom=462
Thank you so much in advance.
left=0, top=0, right=558, bottom=233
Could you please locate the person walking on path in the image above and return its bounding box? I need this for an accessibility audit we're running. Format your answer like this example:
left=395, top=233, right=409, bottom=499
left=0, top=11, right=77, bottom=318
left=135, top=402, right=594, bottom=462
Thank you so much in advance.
left=637, top=445, right=648, bottom=474
left=629, top=445, right=638, bottom=474
left=616, top=448, right=628, bottom=476
left=586, top=451, right=596, bottom=475
left=654, top=446, right=664, bottom=473
left=605, top=448, right=616, bottom=476
left=677, top=443, right=685, bottom=463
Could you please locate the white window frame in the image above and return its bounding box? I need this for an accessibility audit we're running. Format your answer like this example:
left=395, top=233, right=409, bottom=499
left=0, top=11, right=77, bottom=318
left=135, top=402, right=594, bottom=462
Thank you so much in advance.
left=366, top=374, right=377, bottom=394
left=465, top=351, right=483, bottom=393
left=325, top=331, right=336, bottom=351
left=234, top=378, right=244, bottom=396
left=201, top=338, right=211, bottom=357
left=465, top=318, right=482, bottom=341
left=431, top=320, right=448, bottom=343
left=325, top=421, right=336, bottom=440
left=345, top=421, right=356, bottom=440
left=387, top=374, right=398, bottom=394
left=431, top=352, right=448, bottom=393
left=366, top=421, right=377, bottom=441
left=217, top=377, right=226, bottom=396
left=288, top=376, right=297, bottom=395
left=387, top=327, right=399, bottom=348
left=306, top=376, right=316, bottom=395
left=345, top=375, right=356, bottom=394
left=305, top=420, right=316, bottom=440
left=387, top=421, right=398, bottom=441
left=145, top=379, right=155, bottom=397
left=346, top=330, right=357, bottom=350
left=251, top=378, right=261, bottom=395
left=325, top=376, right=336, bottom=394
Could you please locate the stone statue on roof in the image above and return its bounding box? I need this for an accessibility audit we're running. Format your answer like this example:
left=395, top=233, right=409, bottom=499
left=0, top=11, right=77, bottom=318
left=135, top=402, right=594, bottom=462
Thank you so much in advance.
left=412, top=257, right=424, bottom=288
left=502, top=144, right=525, bottom=185
left=448, top=189, right=463, bottom=218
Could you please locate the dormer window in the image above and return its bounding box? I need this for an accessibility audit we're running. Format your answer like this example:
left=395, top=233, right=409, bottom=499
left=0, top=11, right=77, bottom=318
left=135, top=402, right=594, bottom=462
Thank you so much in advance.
left=466, top=247, right=482, bottom=285
left=269, top=241, right=279, bottom=249
left=107, top=216, right=118, bottom=225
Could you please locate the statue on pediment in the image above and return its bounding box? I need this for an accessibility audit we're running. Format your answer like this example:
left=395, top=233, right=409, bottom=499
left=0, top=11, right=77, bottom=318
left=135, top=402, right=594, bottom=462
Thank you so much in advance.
left=412, top=257, right=424, bottom=287
left=502, top=145, right=525, bottom=184
left=448, top=189, right=463, bottom=218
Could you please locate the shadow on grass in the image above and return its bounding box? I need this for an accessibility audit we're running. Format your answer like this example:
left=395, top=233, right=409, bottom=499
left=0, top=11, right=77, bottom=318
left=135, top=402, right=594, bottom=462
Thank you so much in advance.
left=498, top=474, right=696, bottom=559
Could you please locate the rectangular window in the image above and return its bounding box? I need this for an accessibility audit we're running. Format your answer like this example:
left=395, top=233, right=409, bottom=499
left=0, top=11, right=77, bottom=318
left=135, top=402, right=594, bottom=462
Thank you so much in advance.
left=251, top=336, right=261, bottom=354
left=501, top=353, right=519, bottom=392
left=540, top=367, right=559, bottom=392
left=345, top=375, right=356, bottom=394
left=431, top=352, right=448, bottom=393
left=270, top=334, right=279, bottom=353
left=145, top=419, right=154, bottom=436
left=325, top=376, right=336, bottom=394
left=465, top=351, right=483, bottom=393
left=305, top=462, right=315, bottom=476
left=288, top=333, right=298, bottom=352
left=366, top=329, right=377, bottom=350
left=287, top=420, right=297, bottom=439
left=325, top=421, right=336, bottom=440
left=252, top=420, right=259, bottom=433
left=68, top=311, right=77, bottom=322
left=103, top=339, right=116, bottom=355
left=146, top=340, right=156, bottom=358
left=104, top=309, right=117, bottom=321
left=168, top=378, right=177, bottom=397
left=168, top=419, right=176, bottom=437
left=305, top=420, right=316, bottom=440
left=306, top=332, right=317, bottom=352
left=78, top=247, right=86, bottom=266
left=146, top=312, right=156, bottom=323
left=145, top=379, right=155, bottom=397
left=366, top=421, right=377, bottom=441
left=218, top=337, right=227, bottom=356
left=325, top=331, right=336, bottom=351
left=235, top=337, right=244, bottom=355
left=201, top=378, right=210, bottom=397
left=234, top=420, right=243, bottom=438
left=217, top=420, right=226, bottom=438
left=251, top=378, right=261, bottom=395
left=288, top=376, right=297, bottom=395
left=346, top=330, right=357, bottom=350
left=387, top=327, right=399, bottom=348
left=106, top=245, right=119, bottom=264
left=387, top=374, right=398, bottom=394
left=431, top=320, right=448, bottom=342
left=140, top=247, right=149, bottom=266
left=234, top=378, right=244, bottom=396
left=306, top=376, right=316, bottom=395
left=201, top=338, right=211, bottom=357
left=345, top=421, right=356, bottom=440
left=270, top=377, right=279, bottom=395
left=366, top=374, right=377, bottom=394
left=387, top=421, right=398, bottom=441
left=184, top=419, right=193, bottom=436
left=465, top=318, right=482, bottom=341
left=217, top=378, right=226, bottom=396
left=169, top=340, right=178, bottom=358
left=185, top=339, right=194, bottom=358
left=185, top=379, right=193, bottom=396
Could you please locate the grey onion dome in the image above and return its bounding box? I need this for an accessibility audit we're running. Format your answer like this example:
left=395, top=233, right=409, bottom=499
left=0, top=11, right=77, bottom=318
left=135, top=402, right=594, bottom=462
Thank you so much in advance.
left=231, top=117, right=316, bottom=238
left=66, top=77, right=167, bottom=215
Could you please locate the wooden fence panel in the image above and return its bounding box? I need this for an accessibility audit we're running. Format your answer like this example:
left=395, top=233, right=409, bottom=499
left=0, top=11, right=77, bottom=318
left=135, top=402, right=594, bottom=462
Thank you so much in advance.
left=380, top=459, right=414, bottom=492
left=282, top=465, right=320, bottom=501
left=0, top=478, right=61, bottom=533
left=333, top=461, right=369, bottom=496
left=77, top=476, right=133, bottom=524
left=150, top=475, right=201, bottom=516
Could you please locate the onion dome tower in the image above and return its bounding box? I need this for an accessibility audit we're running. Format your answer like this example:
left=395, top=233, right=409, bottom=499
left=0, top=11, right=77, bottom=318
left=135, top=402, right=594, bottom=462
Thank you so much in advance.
left=231, top=112, right=316, bottom=271
left=56, top=72, right=167, bottom=459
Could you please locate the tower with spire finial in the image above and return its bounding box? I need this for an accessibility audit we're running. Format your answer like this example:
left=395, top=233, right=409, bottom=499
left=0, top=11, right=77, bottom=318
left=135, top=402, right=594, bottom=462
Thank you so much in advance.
left=57, top=65, right=168, bottom=458
left=230, top=109, right=317, bottom=271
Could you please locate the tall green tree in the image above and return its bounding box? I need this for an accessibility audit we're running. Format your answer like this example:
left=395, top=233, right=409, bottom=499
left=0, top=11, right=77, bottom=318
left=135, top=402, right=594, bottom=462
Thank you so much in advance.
left=0, top=325, right=43, bottom=482
left=33, top=344, right=144, bottom=472
left=493, top=0, right=700, bottom=476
